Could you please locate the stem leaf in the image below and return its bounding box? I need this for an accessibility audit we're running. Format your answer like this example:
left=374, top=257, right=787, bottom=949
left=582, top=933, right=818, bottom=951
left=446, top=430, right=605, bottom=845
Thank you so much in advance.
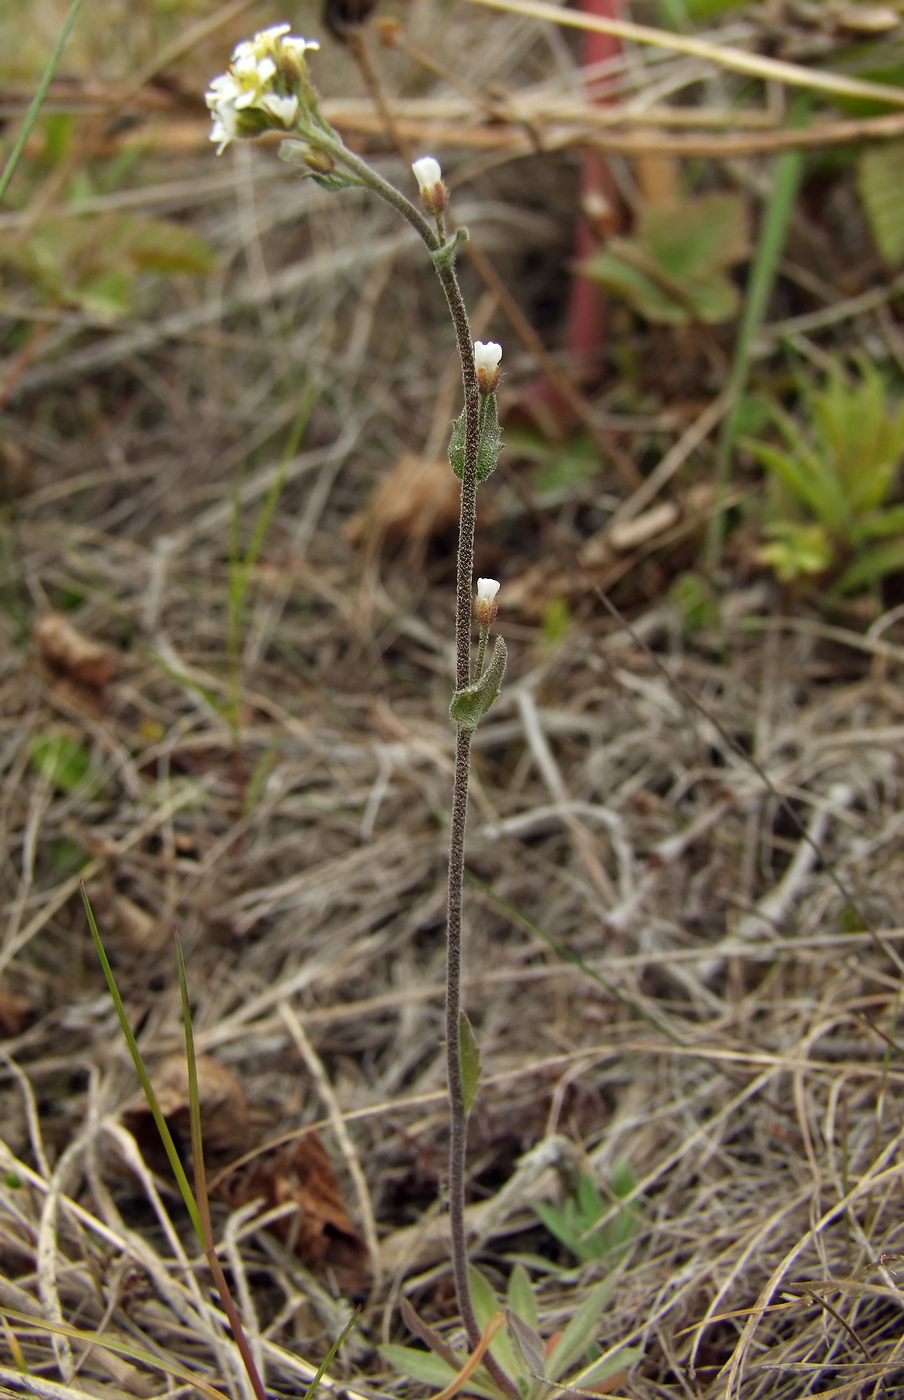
left=459, top=1011, right=481, bottom=1115
left=450, top=637, right=507, bottom=731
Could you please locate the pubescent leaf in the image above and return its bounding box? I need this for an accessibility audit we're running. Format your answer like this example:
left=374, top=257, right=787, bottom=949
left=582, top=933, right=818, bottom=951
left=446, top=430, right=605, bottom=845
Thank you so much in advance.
left=505, top=1307, right=546, bottom=1380
left=467, top=1268, right=522, bottom=1383
left=546, top=1275, right=617, bottom=1382
left=459, top=1011, right=481, bottom=1115
left=380, top=1345, right=499, bottom=1400
left=573, top=1343, right=644, bottom=1388
left=507, top=1263, right=539, bottom=1331
left=450, top=638, right=507, bottom=731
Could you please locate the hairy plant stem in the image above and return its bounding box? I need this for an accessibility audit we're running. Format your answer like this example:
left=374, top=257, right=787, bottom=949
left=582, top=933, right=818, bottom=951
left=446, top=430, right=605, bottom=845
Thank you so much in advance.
left=323, top=134, right=518, bottom=1395
left=432, top=229, right=521, bottom=1400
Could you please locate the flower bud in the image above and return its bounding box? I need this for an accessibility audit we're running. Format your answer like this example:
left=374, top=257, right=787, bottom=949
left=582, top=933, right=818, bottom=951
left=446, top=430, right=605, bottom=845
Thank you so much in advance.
left=474, top=340, right=502, bottom=395
left=412, top=156, right=448, bottom=214
left=475, top=578, right=500, bottom=627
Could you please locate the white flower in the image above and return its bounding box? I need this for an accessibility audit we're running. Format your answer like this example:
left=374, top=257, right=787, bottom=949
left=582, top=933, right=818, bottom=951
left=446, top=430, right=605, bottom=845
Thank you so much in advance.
left=475, top=577, right=500, bottom=625
left=206, top=75, right=245, bottom=152
left=474, top=340, right=502, bottom=393
left=282, top=34, right=320, bottom=60
left=260, top=92, right=299, bottom=127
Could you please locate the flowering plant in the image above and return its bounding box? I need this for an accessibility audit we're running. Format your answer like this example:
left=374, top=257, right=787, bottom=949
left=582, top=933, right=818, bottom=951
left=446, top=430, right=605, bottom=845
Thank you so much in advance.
left=206, top=27, right=512, bottom=1393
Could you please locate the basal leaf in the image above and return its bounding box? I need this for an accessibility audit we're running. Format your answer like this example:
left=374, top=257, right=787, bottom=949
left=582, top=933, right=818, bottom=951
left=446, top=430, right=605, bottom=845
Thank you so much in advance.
left=506, top=1308, right=546, bottom=1382
left=507, top=1263, right=539, bottom=1331
left=469, top=1267, right=501, bottom=1333
left=467, top=1269, right=524, bottom=1383
left=573, top=1343, right=644, bottom=1387
left=546, top=1276, right=617, bottom=1382
left=380, top=1342, right=503, bottom=1400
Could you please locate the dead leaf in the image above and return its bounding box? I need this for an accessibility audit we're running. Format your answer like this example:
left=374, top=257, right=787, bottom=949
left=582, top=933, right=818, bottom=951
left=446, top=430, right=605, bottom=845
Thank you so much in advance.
left=222, top=1134, right=370, bottom=1293
left=123, top=1053, right=250, bottom=1168
left=34, top=612, right=115, bottom=692
left=344, top=452, right=461, bottom=551
left=0, top=988, right=36, bottom=1037
left=607, top=500, right=680, bottom=552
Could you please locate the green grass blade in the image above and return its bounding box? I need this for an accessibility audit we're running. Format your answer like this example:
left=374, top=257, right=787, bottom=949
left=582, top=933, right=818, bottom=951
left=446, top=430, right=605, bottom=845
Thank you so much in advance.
left=0, top=0, right=88, bottom=206
left=173, top=932, right=269, bottom=1400
left=174, top=932, right=212, bottom=1244
left=80, top=884, right=203, bottom=1240
left=302, top=1308, right=362, bottom=1400
left=704, top=98, right=810, bottom=580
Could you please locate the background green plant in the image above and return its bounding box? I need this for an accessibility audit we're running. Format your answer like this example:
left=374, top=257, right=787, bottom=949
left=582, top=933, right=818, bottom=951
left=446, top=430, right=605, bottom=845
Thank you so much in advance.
left=747, top=359, right=904, bottom=592
left=532, top=1165, right=637, bottom=1265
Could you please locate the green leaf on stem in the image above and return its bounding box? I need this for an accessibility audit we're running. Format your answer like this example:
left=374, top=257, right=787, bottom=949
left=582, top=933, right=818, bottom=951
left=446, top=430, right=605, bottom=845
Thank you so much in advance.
left=450, top=637, right=507, bottom=730
left=459, top=1011, right=481, bottom=1114
left=448, top=393, right=503, bottom=484
left=449, top=405, right=466, bottom=479
left=431, top=226, right=468, bottom=273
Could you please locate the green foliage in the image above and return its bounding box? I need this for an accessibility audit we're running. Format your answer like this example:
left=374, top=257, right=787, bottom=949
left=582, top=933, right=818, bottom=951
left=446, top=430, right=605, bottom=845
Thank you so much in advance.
left=529, top=436, right=598, bottom=499
left=30, top=732, right=94, bottom=794
left=756, top=521, right=834, bottom=584
left=858, top=140, right=904, bottom=265
left=668, top=571, right=712, bottom=635
left=383, top=1265, right=642, bottom=1400
left=533, top=1165, right=637, bottom=1265
left=745, top=359, right=904, bottom=592
left=582, top=192, right=748, bottom=325
left=1, top=213, right=214, bottom=321
left=540, top=597, right=570, bottom=645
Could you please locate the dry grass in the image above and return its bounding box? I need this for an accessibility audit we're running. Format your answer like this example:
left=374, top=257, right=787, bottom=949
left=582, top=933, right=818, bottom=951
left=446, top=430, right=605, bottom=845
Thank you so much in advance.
left=3, top=2, right=904, bottom=1398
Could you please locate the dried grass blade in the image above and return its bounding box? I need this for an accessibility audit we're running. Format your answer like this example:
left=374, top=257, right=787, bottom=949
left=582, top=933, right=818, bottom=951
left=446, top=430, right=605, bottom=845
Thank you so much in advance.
left=470, top=0, right=904, bottom=108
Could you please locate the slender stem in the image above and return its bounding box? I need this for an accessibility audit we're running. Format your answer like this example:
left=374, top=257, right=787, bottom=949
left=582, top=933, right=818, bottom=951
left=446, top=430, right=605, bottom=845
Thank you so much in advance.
left=434, top=240, right=520, bottom=1400
left=445, top=723, right=475, bottom=1334
left=315, top=137, right=517, bottom=1394
left=300, top=124, right=440, bottom=250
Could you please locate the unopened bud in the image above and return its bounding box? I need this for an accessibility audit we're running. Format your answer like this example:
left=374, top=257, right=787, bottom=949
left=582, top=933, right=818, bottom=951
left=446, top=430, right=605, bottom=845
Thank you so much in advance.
left=474, top=340, right=502, bottom=395
left=412, top=156, right=448, bottom=215
left=475, top=577, right=500, bottom=627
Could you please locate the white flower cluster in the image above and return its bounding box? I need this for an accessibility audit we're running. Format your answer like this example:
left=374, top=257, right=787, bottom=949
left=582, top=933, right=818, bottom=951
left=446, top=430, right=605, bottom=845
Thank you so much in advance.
left=206, top=24, right=319, bottom=154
